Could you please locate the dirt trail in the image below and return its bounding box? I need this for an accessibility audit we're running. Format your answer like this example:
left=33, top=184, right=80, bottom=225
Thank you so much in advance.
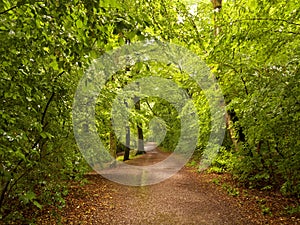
left=70, top=171, right=253, bottom=225
left=37, top=143, right=296, bottom=224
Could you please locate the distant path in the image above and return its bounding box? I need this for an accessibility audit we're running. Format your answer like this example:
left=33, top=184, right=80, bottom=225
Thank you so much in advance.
left=38, top=143, right=263, bottom=224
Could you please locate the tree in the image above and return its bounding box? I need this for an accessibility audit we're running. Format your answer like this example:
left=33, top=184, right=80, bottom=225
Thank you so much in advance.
left=0, top=0, right=157, bottom=220
left=2, top=0, right=299, bottom=222
left=134, top=84, right=146, bottom=155
left=204, top=0, right=300, bottom=195
left=124, top=100, right=131, bottom=161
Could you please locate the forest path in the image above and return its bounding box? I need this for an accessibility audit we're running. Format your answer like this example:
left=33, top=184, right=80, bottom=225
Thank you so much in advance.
left=38, top=143, right=286, bottom=224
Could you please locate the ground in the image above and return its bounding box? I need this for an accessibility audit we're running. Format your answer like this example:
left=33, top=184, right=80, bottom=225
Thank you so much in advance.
left=37, top=144, right=300, bottom=224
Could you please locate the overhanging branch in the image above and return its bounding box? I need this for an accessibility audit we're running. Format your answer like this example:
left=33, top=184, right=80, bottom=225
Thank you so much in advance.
left=232, top=18, right=300, bottom=26
left=0, top=5, right=17, bottom=15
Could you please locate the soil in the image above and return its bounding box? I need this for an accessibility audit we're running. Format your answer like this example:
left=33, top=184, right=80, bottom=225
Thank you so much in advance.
left=36, top=144, right=300, bottom=225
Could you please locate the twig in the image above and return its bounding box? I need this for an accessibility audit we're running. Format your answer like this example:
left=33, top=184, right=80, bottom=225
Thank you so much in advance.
left=41, top=92, right=55, bottom=126
left=0, top=5, right=17, bottom=15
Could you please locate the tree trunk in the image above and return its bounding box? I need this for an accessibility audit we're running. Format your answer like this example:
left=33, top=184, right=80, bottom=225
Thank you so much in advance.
left=211, top=0, right=222, bottom=9
left=123, top=101, right=131, bottom=161
left=135, top=97, right=146, bottom=155
left=211, top=0, right=245, bottom=151
left=109, top=118, right=117, bottom=167
left=212, top=0, right=222, bottom=35
left=109, top=118, right=117, bottom=158
left=212, top=8, right=238, bottom=148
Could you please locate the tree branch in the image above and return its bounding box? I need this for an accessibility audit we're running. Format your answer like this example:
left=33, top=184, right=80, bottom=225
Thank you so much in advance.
left=0, top=5, right=17, bottom=15
left=145, top=100, right=158, bottom=117
left=42, top=71, right=65, bottom=125
left=52, top=71, right=65, bottom=83
left=41, top=92, right=55, bottom=126
left=240, top=76, right=249, bottom=96
left=272, top=30, right=300, bottom=35
left=232, top=18, right=300, bottom=26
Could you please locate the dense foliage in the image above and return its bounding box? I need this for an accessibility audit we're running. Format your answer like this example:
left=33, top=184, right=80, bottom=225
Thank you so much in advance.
left=207, top=0, right=300, bottom=197
left=0, top=0, right=299, bottom=222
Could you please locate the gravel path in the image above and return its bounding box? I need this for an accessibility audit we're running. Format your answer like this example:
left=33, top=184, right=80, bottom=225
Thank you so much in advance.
left=36, top=143, right=300, bottom=224
left=37, top=144, right=259, bottom=224
left=54, top=171, right=254, bottom=224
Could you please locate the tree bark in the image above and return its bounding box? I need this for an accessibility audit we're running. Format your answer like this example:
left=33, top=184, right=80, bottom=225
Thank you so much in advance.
left=135, top=96, right=146, bottom=155
left=211, top=0, right=222, bottom=9
left=109, top=118, right=117, bottom=167
left=212, top=0, right=222, bottom=35
left=123, top=101, right=131, bottom=161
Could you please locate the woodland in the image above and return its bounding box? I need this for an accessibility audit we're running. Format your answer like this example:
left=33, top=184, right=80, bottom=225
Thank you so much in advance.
left=0, top=0, right=299, bottom=223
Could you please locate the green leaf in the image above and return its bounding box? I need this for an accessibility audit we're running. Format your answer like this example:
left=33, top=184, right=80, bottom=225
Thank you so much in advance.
left=76, top=19, right=83, bottom=28
left=33, top=201, right=43, bottom=209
